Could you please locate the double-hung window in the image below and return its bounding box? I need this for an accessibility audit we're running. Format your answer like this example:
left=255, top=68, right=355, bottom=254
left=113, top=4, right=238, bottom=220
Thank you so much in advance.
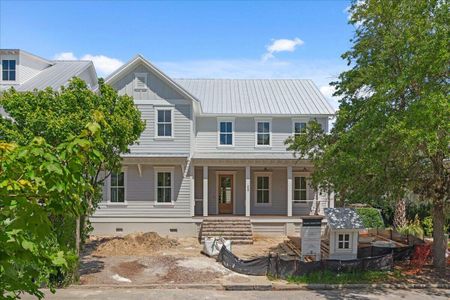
left=156, top=108, right=173, bottom=138
left=294, top=176, right=307, bottom=204
left=219, top=120, right=233, bottom=146
left=337, top=233, right=351, bottom=250
left=110, top=171, right=125, bottom=203
left=255, top=173, right=271, bottom=205
left=293, top=122, right=307, bottom=137
left=256, top=120, right=271, bottom=146
left=156, top=169, right=173, bottom=204
left=2, top=60, right=16, bottom=81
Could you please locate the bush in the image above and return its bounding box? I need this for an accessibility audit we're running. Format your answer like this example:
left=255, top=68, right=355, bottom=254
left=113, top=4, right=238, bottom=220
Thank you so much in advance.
left=356, top=208, right=384, bottom=229
left=398, top=215, right=424, bottom=239
left=422, top=216, right=433, bottom=238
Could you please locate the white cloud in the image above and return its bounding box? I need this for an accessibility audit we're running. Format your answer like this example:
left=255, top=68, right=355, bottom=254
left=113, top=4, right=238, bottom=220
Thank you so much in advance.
left=262, top=38, right=304, bottom=61
left=80, top=54, right=123, bottom=77
left=53, top=52, right=77, bottom=60
left=320, top=85, right=340, bottom=109
left=53, top=52, right=123, bottom=77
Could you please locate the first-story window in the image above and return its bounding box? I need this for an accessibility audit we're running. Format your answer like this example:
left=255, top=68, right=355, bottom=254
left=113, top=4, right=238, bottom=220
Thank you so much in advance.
left=337, top=233, right=350, bottom=249
left=157, top=171, right=172, bottom=203
left=294, top=122, right=306, bottom=137
left=255, top=174, right=271, bottom=205
left=294, top=176, right=307, bottom=203
left=256, top=121, right=271, bottom=146
left=110, top=171, right=125, bottom=202
left=219, top=121, right=233, bottom=145
left=2, top=60, right=16, bottom=81
left=156, top=108, right=173, bottom=137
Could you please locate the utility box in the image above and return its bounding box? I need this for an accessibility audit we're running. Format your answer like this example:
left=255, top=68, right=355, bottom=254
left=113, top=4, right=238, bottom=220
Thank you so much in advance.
left=300, top=216, right=323, bottom=261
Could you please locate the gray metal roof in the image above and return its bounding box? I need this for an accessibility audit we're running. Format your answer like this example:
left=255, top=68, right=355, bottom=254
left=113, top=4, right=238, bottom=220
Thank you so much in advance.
left=174, top=79, right=335, bottom=115
left=16, top=61, right=94, bottom=91
left=324, top=208, right=365, bottom=230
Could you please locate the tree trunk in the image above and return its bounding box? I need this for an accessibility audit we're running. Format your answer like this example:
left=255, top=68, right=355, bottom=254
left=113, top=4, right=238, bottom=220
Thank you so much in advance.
left=75, top=217, right=80, bottom=255
left=432, top=198, right=446, bottom=274
left=393, top=197, right=407, bottom=229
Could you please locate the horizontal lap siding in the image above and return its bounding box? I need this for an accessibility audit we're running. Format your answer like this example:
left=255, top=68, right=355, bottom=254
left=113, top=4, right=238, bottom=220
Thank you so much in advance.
left=251, top=168, right=287, bottom=215
left=129, top=103, right=191, bottom=154
left=196, top=117, right=328, bottom=153
left=96, top=165, right=191, bottom=217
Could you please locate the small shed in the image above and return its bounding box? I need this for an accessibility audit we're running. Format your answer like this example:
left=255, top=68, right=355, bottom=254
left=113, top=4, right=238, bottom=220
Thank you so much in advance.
left=324, top=208, right=365, bottom=260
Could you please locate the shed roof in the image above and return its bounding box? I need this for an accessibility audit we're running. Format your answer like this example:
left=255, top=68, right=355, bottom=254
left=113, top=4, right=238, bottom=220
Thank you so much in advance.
left=324, top=208, right=365, bottom=230
left=174, top=79, right=335, bottom=115
left=16, top=61, right=95, bottom=91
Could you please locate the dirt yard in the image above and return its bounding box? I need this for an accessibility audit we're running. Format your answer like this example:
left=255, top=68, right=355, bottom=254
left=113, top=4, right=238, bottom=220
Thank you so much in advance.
left=79, top=233, right=280, bottom=285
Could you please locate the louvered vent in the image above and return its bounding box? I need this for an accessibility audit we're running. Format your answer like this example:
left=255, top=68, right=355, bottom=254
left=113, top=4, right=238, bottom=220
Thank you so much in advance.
left=134, top=73, right=147, bottom=90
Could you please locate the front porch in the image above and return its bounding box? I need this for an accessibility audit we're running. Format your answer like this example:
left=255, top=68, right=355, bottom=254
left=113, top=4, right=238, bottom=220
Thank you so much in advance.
left=192, top=161, right=334, bottom=218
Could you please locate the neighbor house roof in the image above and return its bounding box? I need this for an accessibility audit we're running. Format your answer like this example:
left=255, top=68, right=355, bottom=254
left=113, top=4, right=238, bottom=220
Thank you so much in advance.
left=174, top=79, right=335, bottom=115
left=324, top=208, right=365, bottom=230
left=16, top=61, right=96, bottom=91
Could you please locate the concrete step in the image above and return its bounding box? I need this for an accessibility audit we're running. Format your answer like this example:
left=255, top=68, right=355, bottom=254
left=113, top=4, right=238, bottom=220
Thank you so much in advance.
left=202, top=225, right=252, bottom=230
left=201, top=231, right=253, bottom=236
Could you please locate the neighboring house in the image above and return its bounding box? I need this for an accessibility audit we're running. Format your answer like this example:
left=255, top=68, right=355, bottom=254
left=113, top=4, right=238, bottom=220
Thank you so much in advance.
left=92, top=55, right=335, bottom=238
left=0, top=49, right=97, bottom=92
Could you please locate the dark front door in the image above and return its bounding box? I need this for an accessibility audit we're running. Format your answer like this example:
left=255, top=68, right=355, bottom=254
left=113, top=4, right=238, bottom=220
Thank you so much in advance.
left=218, top=175, right=233, bottom=214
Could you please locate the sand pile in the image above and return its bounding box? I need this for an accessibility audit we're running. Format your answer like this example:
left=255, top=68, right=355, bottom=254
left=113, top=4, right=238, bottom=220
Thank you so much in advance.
left=92, top=232, right=179, bottom=256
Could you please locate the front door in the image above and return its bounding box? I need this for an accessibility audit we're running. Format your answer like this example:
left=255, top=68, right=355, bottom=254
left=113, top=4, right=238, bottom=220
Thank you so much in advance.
left=218, top=174, right=233, bottom=214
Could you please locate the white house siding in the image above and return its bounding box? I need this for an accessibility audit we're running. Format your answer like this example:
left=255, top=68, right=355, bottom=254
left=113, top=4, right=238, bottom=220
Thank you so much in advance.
left=95, top=164, right=191, bottom=217
left=195, top=116, right=328, bottom=153
left=128, top=103, right=192, bottom=154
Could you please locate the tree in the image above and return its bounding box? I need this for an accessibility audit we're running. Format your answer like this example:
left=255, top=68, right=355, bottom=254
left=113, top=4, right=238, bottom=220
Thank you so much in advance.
left=287, top=0, right=449, bottom=273
left=0, top=78, right=145, bottom=254
left=0, top=122, right=104, bottom=299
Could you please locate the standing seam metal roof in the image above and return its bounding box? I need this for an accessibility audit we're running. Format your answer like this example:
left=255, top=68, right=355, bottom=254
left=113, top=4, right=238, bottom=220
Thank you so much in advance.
left=174, top=79, right=335, bottom=115
left=16, top=61, right=93, bottom=91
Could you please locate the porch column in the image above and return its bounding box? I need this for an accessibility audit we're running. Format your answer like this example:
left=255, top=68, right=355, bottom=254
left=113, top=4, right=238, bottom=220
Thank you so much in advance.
left=245, top=166, right=251, bottom=217
left=287, top=166, right=293, bottom=217
left=203, top=166, right=208, bottom=216
left=189, top=165, right=195, bottom=217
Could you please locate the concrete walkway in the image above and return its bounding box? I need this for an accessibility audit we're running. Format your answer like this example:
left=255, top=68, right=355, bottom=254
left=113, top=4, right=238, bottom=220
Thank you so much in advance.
left=19, top=288, right=450, bottom=300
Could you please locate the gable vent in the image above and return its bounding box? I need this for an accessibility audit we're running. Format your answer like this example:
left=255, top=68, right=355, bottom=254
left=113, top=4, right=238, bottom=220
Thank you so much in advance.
left=134, top=73, right=148, bottom=90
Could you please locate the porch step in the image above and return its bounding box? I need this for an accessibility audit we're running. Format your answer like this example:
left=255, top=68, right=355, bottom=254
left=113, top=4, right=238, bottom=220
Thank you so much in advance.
left=200, top=218, right=254, bottom=245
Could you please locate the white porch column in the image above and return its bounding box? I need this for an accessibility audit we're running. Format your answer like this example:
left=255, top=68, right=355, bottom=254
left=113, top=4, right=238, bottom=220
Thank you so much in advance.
left=203, top=166, right=208, bottom=216
left=189, top=165, right=195, bottom=217
left=287, top=166, right=293, bottom=217
left=245, top=166, right=251, bottom=217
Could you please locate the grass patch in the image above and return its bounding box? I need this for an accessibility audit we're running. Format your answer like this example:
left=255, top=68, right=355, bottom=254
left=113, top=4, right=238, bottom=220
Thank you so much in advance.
left=286, top=270, right=403, bottom=284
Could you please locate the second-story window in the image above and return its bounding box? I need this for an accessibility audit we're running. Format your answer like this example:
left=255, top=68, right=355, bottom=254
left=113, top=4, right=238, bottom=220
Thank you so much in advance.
left=2, top=60, right=16, bottom=81
left=256, top=120, right=271, bottom=146
left=156, top=108, right=173, bottom=138
left=294, top=122, right=307, bottom=137
left=219, top=121, right=233, bottom=146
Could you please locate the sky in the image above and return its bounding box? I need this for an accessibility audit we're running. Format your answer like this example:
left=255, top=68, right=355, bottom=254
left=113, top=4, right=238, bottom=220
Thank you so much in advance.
left=0, top=0, right=354, bottom=108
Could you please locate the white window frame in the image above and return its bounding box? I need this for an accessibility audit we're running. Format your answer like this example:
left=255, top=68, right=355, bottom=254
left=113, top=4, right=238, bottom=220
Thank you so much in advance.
left=255, top=118, right=272, bottom=147
left=1, top=59, right=17, bottom=82
left=154, top=107, right=174, bottom=139
left=107, top=167, right=128, bottom=205
left=336, top=232, right=352, bottom=251
left=217, top=118, right=235, bottom=147
left=254, top=172, right=272, bottom=207
left=292, top=119, right=308, bottom=137
left=154, top=167, right=175, bottom=206
left=293, top=174, right=309, bottom=206
left=134, top=72, right=148, bottom=90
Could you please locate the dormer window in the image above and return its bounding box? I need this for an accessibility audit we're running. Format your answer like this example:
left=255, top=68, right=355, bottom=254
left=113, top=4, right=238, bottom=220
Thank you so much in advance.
left=2, top=60, right=16, bottom=81
left=134, top=73, right=147, bottom=90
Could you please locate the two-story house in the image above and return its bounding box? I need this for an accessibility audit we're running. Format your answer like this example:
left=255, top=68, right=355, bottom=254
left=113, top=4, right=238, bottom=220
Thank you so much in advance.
left=90, top=55, right=335, bottom=240
left=1, top=50, right=335, bottom=241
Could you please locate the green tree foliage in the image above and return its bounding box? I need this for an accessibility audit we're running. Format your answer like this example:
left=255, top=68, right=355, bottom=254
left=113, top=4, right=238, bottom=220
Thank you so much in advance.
left=356, top=208, right=384, bottom=229
left=286, top=0, right=449, bottom=273
left=0, top=78, right=145, bottom=251
left=0, top=123, right=104, bottom=299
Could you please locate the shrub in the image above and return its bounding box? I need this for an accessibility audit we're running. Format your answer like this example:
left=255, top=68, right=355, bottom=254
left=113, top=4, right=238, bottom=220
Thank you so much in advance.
left=422, top=216, right=433, bottom=238
left=398, top=215, right=424, bottom=239
left=356, top=208, right=384, bottom=229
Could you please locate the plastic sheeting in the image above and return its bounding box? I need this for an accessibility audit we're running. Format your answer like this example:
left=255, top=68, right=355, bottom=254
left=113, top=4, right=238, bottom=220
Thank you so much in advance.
left=217, top=246, right=396, bottom=278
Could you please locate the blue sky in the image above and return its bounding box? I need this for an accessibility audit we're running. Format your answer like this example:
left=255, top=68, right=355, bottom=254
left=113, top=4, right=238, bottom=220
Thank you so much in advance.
left=0, top=0, right=354, bottom=107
